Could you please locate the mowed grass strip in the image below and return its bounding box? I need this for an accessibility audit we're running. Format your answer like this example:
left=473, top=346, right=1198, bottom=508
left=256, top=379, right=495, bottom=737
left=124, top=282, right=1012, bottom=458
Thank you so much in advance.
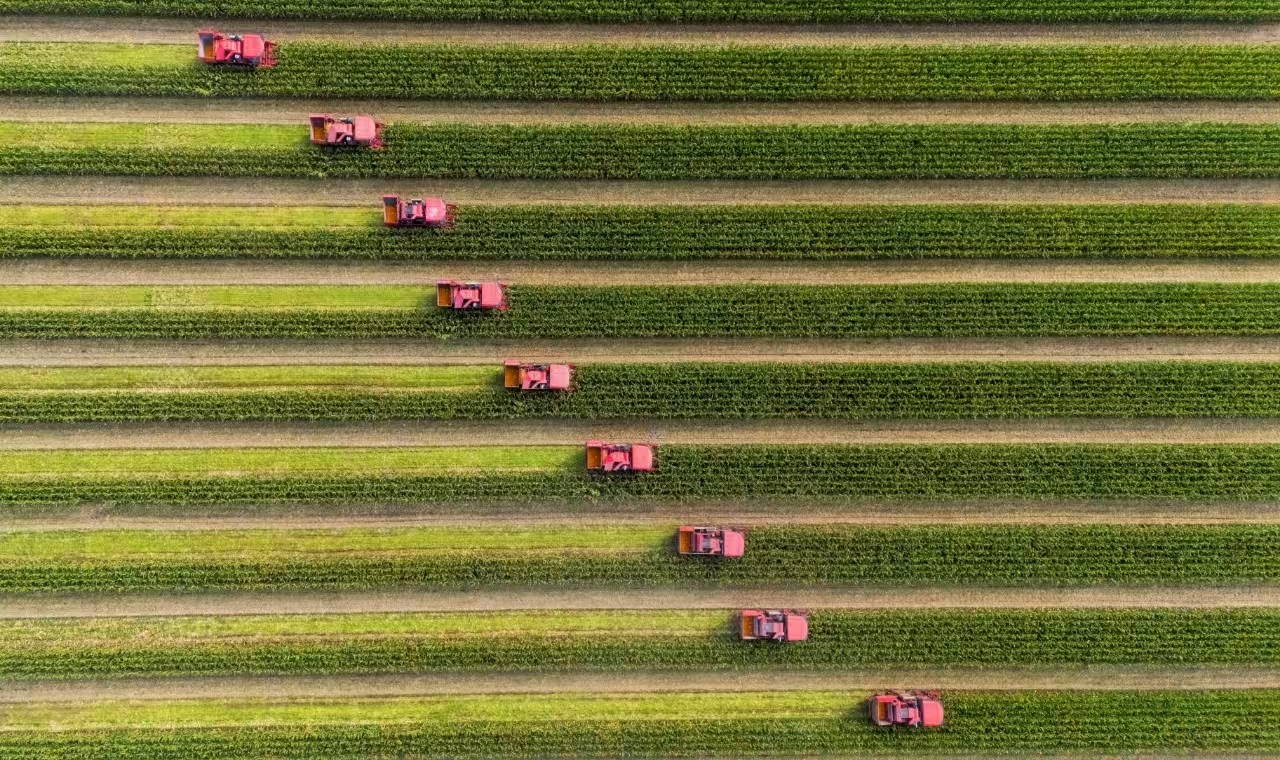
left=0, top=122, right=1275, bottom=180
left=7, top=204, right=1279, bottom=260
left=1, top=43, right=1274, bottom=101
left=7, top=523, right=1280, bottom=590
left=2, top=690, right=1280, bottom=755
left=9, top=609, right=1280, bottom=678
left=2, top=0, right=1274, bottom=21
left=17, top=362, right=1280, bottom=421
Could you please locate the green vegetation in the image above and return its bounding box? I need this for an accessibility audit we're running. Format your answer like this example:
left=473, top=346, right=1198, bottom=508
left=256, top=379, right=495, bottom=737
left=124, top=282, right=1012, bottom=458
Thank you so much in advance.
left=7, top=608, right=1280, bottom=677
left=4, top=283, right=1280, bottom=339
left=6, top=203, right=1279, bottom=260
left=1, top=0, right=1273, bottom=21
left=7, top=522, right=1280, bottom=591
left=2, top=690, right=1279, bottom=756
left=16, top=361, right=1280, bottom=421
left=1, top=123, right=1275, bottom=180
left=1, top=43, right=1274, bottom=100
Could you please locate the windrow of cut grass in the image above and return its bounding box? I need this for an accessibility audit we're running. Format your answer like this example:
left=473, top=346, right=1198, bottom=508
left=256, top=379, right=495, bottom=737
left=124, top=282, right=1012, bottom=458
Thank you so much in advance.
left=2, top=0, right=1274, bottom=21
left=9, top=523, right=1280, bottom=591
left=1, top=43, right=1275, bottom=101
left=7, top=283, right=1280, bottom=338
left=6, top=204, right=1279, bottom=260
left=3, top=690, right=1280, bottom=757
left=9, top=608, right=1280, bottom=678
left=18, top=362, right=1280, bottom=421
left=2, top=122, right=1277, bottom=180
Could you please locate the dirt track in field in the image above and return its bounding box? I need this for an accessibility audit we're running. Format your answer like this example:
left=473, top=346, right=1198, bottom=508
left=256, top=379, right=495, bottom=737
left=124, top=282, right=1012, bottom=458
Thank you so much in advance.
left=5, top=667, right=1280, bottom=704
left=12, top=259, right=1280, bottom=286
left=5, top=178, right=1279, bottom=207
left=10, top=586, right=1280, bottom=620
left=3, top=17, right=1273, bottom=45
left=8, top=419, right=1280, bottom=449
left=8, top=97, right=1280, bottom=126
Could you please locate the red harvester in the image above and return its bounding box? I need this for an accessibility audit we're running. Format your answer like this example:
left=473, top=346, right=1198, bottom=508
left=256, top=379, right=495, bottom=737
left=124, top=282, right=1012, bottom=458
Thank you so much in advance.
left=585, top=441, right=654, bottom=473
left=869, top=691, right=945, bottom=728
left=309, top=114, right=384, bottom=148
left=739, top=609, right=808, bottom=642
left=383, top=195, right=454, bottom=228
left=677, top=526, right=745, bottom=558
left=504, top=361, right=574, bottom=391
left=197, top=30, right=276, bottom=68
left=436, top=280, right=508, bottom=311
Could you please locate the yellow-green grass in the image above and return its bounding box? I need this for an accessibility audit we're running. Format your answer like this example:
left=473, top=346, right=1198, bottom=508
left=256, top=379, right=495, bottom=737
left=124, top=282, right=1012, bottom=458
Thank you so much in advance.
left=0, top=285, right=428, bottom=309
left=0, top=525, right=663, bottom=559
left=0, top=446, right=579, bottom=478
left=0, top=121, right=300, bottom=150
left=0, top=365, right=495, bottom=391
left=0, top=205, right=377, bottom=228
left=0, top=42, right=188, bottom=70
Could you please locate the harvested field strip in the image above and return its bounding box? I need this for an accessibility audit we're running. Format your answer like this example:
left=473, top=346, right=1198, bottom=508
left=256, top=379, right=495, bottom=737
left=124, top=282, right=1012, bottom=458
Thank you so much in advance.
left=2, top=123, right=1277, bottom=180
left=2, top=0, right=1276, bottom=22
left=1, top=43, right=1275, bottom=101
left=13, top=609, right=1280, bottom=678
left=24, top=362, right=1280, bottom=421
left=5, top=203, right=1280, bottom=261
left=3, top=690, right=1280, bottom=755
left=11, top=283, right=1280, bottom=339
left=11, top=520, right=1280, bottom=592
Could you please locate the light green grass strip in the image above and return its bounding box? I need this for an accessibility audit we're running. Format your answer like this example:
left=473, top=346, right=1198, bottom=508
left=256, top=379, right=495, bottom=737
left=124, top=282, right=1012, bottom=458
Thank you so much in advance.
left=0, top=610, right=719, bottom=642
left=0, top=42, right=189, bottom=70
left=0, top=691, right=851, bottom=729
left=0, top=286, right=430, bottom=309
left=0, top=365, right=496, bottom=391
left=0, top=446, right=579, bottom=477
left=0, top=121, right=301, bottom=150
left=0, top=205, right=378, bottom=228
left=0, top=525, right=666, bottom=559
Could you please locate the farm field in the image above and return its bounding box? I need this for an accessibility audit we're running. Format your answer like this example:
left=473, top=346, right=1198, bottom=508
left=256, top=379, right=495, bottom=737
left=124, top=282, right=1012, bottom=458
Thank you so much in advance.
left=0, top=2, right=1276, bottom=758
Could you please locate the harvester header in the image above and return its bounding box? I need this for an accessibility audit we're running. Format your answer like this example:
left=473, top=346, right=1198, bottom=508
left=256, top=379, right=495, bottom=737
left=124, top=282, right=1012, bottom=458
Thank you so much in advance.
left=197, top=30, right=276, bottom=68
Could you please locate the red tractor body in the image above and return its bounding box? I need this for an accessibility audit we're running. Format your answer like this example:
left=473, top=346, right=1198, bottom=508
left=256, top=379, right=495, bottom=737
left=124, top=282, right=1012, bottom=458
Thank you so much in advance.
left=678, top=526, right=745, bottom=558
left=869, top=692, right=945, bottom=728
left=309, top=114, right=384, bottom=149
left=739, top=610, right=808, bottom=642
left=383, top=195, right=453, bottom=228
left=505, top=361, right=573, bottom=391
left=197, top=30, right=277, bottom=68
left=436, top=281, right=508, bottom=311
left=585, top=441, right=654, bottom=473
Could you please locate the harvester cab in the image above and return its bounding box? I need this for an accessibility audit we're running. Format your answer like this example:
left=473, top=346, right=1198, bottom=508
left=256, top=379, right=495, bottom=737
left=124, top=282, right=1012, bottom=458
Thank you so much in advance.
left=197, top=30, right=277, bottom=68
left=504, top=361, right=574, bottom=391
left=585, top=441, right=654, bottom=473
left=436, top=280, right=508, bottom=311
left=677, top=526, right=745, bottom=558
left=309, top=114, right=384, bottom=148
left=869, top=691, right=945, bottom=729
left=383, top=195, right=453, bottom=228
left=739, top=609, right=808, bottom=642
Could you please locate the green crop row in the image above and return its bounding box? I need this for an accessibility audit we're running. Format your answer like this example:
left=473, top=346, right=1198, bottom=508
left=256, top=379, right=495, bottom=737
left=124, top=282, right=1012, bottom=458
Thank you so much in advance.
left=2, top=690, right=1279, bottom=757
left=17, top=362, right=1280, bottom=421
left=4, top=283, right=1280, bottom=338
left=1, top=0, right=1274, bottom=21
left=6, top=203, right=1279, bottom=260
left=8, top=609, right=1280, bottom=678
left=3, top=43, right=1274, bottom=100
left=2, top=122, right=1277, bottom=180
left=8, top=523, right=1280, bottom=591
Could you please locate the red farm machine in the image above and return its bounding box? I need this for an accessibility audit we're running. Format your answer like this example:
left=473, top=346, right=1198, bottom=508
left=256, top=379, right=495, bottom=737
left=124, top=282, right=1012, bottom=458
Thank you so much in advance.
left=585, top=441, right=654, bottom=473
left=869, top=691, right=945, bottom=729
left=678, top=526, right=745, bottom=558
left=505, top=361, right=574, bottom=391
left=436, top=281, right=508, bottom=312
left=383, top=195, right=454, bottom=228
left=309, top=114, right=384, bottom=149
left=197, top=30, right=277, bottom=68
left=739, top=609, right=808, bottom=643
